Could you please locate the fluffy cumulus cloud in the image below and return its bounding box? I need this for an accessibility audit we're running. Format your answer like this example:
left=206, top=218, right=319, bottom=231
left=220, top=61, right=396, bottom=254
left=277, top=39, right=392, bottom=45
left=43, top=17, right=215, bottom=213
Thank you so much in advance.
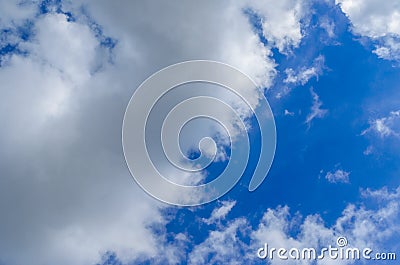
left=246, top=0, right=307, bottom=53
left=336, top=0, right=400, bottom=60
left=0, top=1, right=309, bottom=265
left=0, top=9, right=175, bottom=265
left=185, top=186, right=400, bottom=265
left=22, top=13, right=98, bottom=84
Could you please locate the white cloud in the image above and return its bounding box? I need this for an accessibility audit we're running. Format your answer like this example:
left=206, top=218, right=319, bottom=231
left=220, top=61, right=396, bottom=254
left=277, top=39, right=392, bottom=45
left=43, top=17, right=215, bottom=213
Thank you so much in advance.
left=21, top=13, right=98, bottom=84
left=336, top=0, right=400, bottom=37
left=285, top=109, right=295, bottom=116
left=246, top=0, right=308, bottom=53
left=189, top=218, right=249, bottom=265
left=0, top=0, right=37, bottom=28
left=334, top=188, right=400, bottom=251
left=284, top=55, right=325, bottom=86
left=363, top=145, right=374, bottom=155
left=276, top=55, right=326, bottom=99
left=336, top=0, right=400, bottom=60
left=0, top=1, right=310, bottom=265
left=373, top=36, right=400, bottom=60
left=325, top=169, right=350, bottom=183
left=0, top=7, right=177, bottom=265
left=362, top=110, right=400, bottom=138
left=361, top=186, right=400, bottom=201
left=320, top=16, right=336, bottom=38
left=203, top=201, right=237, bottom=225
left=0, top=1, right=38, bottom=65
left=306, top=87, right=328, bottom=125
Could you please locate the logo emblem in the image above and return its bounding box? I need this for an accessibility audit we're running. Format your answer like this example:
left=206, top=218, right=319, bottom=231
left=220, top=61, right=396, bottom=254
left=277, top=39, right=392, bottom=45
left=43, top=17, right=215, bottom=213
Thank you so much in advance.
left=122, top=61, right=276, bottom=206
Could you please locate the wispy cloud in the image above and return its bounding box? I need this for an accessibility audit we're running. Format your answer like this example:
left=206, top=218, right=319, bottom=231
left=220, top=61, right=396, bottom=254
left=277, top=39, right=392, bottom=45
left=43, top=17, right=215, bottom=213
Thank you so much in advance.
left=305, top=87, right=328, bottom=125
left=284, top=55, right=325, bottom=86
left=362, top=186, right=400, bottom=201
left=202, top=201, right=237, bottom=225
left=320, top=16, right=336, bottom=38
left=284, top=109, right=295, bottom=116
left=276, top=55, right=326, bottom=99
left=362, top=110, right=400, bottom=138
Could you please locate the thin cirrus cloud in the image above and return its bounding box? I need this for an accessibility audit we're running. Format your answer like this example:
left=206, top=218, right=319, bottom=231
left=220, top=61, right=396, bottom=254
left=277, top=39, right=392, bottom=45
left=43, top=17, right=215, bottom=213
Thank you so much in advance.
left=202, top=200, right=237, bottom=225
left=305, top=87, right=328, bottom=126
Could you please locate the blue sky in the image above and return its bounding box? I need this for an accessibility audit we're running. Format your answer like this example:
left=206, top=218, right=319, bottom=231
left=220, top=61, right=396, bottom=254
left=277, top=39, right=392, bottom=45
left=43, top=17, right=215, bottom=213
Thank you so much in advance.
left=0, top=0, right=400, bottom=265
